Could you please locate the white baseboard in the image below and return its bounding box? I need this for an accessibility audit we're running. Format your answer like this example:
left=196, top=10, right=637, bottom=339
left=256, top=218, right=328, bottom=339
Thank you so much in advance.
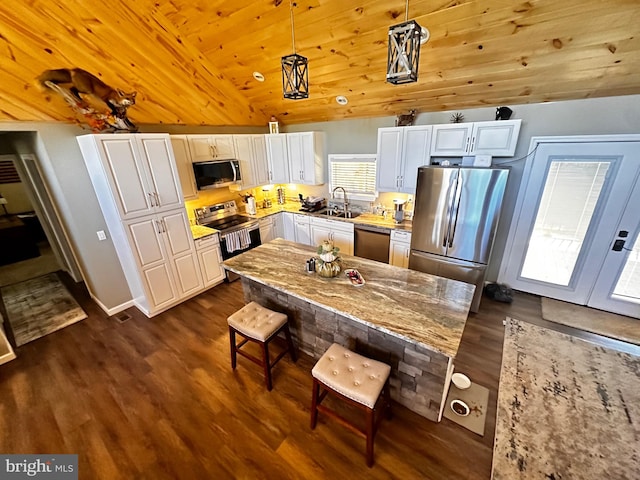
left=90, top=294, right=135, bottom=317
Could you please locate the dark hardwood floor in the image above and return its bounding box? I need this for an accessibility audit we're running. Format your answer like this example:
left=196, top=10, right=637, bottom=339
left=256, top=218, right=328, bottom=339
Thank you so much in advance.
left=0, top=277, right=617, bottom=479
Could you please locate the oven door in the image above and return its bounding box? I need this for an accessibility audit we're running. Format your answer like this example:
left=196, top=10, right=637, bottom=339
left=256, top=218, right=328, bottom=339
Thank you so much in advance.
left=220, top=226, right=262, bottom=281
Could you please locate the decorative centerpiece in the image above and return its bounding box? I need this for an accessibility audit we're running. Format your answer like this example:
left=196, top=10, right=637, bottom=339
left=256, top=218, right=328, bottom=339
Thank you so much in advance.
left=315, top=240, right=342, bottom=278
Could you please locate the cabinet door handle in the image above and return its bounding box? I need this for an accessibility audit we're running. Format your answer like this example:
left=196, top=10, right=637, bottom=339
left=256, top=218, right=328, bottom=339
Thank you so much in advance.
left=154, top=192, right=160, bottom=206
left=269, top=170, right=273, bottom=180
left=148, top=193, right=155, bottom=207
left=465, top=136, right=470, bottom=152
left=162, top=219, right=167, bottom=233
left=155, top=220, right=162, bottom=234
left=470, top=136, right=476, bottom=152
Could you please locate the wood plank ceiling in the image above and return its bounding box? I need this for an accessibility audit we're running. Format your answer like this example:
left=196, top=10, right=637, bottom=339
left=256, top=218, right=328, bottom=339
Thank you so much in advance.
left=0, top=0, right=638, bottom=127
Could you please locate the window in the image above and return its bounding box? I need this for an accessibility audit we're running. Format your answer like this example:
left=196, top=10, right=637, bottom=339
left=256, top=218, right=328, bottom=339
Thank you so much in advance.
left=328, top=154, right=377, bottom=201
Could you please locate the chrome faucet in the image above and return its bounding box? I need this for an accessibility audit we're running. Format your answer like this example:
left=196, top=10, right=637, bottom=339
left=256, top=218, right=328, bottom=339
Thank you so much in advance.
left=331, top=186, right=349, bottom=217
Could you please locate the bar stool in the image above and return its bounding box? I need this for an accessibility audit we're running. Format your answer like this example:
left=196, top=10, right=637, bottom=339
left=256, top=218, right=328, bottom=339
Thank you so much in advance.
left=227, top=301, right=296, bottom=391
left=310, top=343, right=392, bottom=467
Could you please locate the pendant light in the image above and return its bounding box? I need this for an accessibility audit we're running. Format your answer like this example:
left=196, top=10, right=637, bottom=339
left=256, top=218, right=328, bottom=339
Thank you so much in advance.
left=386, top=0, right=429, bottom=84
left=282, top=0, right=309, bottom=99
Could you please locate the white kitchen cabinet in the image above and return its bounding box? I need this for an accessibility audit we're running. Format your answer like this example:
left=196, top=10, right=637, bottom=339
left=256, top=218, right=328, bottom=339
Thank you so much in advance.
left=233, top=134, right=269, bottom=189
left=286, top=132, right=325, bottom=185
left=170, top=135, right=198, bottom=200
left=282, top=212, right=295, bottom=241
left=77, top=133, right=204, bottom=317
left=273, top=213, right=284, bottom=239
left=293, top=213, right=312, bottom=245
left=187, top=134, right=236, bottom=161
left=430, top=119, right=521, bottom=157
left=265, top=134, right=290, bottom=184
left=259, top=216, right=275, bottom=243
left=124, top=209, right=203, bottom=311
left=390, top=230, right=412, bottom=268
left=78, top=134, right=184, bottom=220
left=194, top=233, right=225, bottom=288
left=310, top=217, right=354, bottom=255
left=376, top=126, right=432, bottom=193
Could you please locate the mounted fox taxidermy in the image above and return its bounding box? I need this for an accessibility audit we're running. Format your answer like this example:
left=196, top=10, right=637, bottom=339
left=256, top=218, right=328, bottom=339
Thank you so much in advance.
left=36, top=68, right=138, bottom=132
left=396, top=110, right=416, bottom=127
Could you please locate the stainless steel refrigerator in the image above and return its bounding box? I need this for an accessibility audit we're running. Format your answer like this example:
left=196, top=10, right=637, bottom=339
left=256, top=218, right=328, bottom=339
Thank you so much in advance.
left=408, top=166, right=509, bottom=312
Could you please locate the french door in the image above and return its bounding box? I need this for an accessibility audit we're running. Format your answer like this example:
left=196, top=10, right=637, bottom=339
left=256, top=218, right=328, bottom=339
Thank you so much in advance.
left=500, top=140, right=640, bottom=318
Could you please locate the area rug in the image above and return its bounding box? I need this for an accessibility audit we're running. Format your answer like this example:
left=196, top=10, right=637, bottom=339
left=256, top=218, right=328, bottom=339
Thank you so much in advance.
left=492, top=317, right=640, bottom=480
left=1, top=273, right=87, bottom=346
left=443, top=380, right=489, bottom=436
left=541, top=297, right=639, bottom=346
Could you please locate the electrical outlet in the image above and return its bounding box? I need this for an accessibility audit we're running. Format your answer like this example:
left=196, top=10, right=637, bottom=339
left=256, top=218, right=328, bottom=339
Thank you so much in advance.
left=97, top=230, right=107, bottom=241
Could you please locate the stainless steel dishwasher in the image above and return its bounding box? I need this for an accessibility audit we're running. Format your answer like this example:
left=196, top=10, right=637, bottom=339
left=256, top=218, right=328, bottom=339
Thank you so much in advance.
left=354, top=224, right=391, bottom=263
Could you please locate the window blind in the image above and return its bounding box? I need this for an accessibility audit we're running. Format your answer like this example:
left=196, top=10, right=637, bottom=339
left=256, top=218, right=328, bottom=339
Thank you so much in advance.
left=328, top=154, right=377, bottom=201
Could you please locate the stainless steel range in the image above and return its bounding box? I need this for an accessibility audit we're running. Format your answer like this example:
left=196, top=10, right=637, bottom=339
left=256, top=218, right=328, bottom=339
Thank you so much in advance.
left=194, top=200, right=261, bottom=281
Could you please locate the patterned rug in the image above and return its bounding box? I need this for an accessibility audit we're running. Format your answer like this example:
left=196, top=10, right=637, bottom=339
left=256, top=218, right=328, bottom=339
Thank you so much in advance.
left=492, top=318, right=640, bottom=479
left=1, top=273, right=87, bottom=346
left=541, top=297, right=639, bottom=346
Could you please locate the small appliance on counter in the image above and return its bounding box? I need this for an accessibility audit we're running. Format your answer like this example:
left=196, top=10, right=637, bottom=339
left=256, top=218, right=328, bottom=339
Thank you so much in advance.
left=246, top=196, right=257, bottom=215
left=277, top=187, right=286, bottom=205
left=393, top=199, right=406, bottom=224
left=298, top=195, right=327, bottom=212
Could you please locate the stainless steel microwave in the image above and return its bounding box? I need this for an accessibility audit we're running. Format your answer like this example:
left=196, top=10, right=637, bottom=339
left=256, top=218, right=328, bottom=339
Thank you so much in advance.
left=192, top=160, right=241, bottom=190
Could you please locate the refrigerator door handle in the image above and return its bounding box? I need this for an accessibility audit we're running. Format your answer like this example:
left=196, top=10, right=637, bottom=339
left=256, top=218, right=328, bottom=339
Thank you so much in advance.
left=448, top=170, right=464, bottom=247
left=443, top=171, right=459, bottom=247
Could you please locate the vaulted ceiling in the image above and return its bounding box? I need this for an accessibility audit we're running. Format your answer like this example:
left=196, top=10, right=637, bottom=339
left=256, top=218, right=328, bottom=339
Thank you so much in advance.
left=0, top=0, right=638, bottom=127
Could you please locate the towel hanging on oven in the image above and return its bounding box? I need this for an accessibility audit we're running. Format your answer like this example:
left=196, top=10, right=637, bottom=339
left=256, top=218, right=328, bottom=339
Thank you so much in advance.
left=225, top=231, right=241, bottom=253
left=238, top=228, right=251, bottom=249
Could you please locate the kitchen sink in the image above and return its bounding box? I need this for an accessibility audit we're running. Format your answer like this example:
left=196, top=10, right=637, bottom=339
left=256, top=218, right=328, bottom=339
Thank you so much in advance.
left=321, top=210, right=360, bottom=219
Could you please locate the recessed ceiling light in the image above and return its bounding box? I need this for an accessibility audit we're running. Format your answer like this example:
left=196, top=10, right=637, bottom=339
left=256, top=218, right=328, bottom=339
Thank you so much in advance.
left=253, top=72, right=265, bottom=82
left=336, top=95, right=348, bottom=105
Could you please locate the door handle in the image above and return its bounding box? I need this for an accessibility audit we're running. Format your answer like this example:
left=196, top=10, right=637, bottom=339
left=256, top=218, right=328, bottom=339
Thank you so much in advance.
left=612, top=239, right=625, bottom=251
left=465, top=136, right=470, bottom=153
left=448, top=171, right=464, bottom=247
left=470, top=136, right=476, bottom=152
left=154, top=192, right=160, bottom=206
left=155, top=220, right=162, bottom=234
left=148, top=193, right=155, bottom=207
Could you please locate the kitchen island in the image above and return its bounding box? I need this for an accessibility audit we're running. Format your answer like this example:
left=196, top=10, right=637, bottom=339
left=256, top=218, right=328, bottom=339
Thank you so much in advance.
left=223, top=238, right=474, bottom=421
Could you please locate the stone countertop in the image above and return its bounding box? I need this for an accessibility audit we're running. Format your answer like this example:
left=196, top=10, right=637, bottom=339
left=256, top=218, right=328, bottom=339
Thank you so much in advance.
left=223, top=238, right=474, bottom=358
left=190, top=224, right=218, bottom=240
left=245, top=202, right=413, bottom=232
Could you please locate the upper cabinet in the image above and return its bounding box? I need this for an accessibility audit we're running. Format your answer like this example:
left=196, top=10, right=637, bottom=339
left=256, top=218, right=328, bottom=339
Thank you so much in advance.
left=233, top=134, right=269, bottom=190
left=266, top=132, right=325, bottom=185
left=169, top=135, right=198, bottom=201
left=186, top=134, right=236, bottom=161
left=77, top=134, right=184, bottom=220
left=265, top=134, right=290, bottom=184
left=376, top=126, right=432, bottom=194
left=286, top=132, right=325, bottom=185
left=430, top=119, right=522, bottom=157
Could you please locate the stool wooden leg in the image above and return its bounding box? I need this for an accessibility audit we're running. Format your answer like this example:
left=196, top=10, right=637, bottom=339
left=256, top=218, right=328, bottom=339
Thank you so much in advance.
left=229, top=326, right=237, bottom=370
left=384, top=379, right=392, bottom=420
left=262, top=340, right=272, bottom=391
left=366, top=407, right=375, bottom=467
left=310, top=378, right=319, bottom=429
left=284, top=324, right=297, bottom=362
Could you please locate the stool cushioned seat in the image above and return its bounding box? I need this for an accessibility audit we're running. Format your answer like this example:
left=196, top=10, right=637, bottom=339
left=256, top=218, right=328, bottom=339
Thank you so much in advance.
left=227, top=302, right=296, bottom=391
left=228, top=301, right=288, bottom=341
left=312, top=343, right=391, bottom=408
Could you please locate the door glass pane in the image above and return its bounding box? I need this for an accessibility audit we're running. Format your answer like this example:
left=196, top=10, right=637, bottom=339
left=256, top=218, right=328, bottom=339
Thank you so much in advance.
left=613, top=235, right=640, bottom=302
left=520, top=161, right=610, bottom=285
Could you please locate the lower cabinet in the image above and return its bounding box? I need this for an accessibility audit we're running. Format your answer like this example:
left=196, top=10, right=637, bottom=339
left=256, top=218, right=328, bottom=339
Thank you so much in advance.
left=310, top=217, right=354, bottom=255
left=273, top=213, right=284, bottom=239
left=194, top=234, right=225, bottom=288
left=124, top=209, right=204, bottom=314
left=259, top=216, right=275, bottom=243
left=282, top=212, right=296, bottom=241
left=390, top=230, right=412, bottom=268
left=293, top=214, right=312, bottom=245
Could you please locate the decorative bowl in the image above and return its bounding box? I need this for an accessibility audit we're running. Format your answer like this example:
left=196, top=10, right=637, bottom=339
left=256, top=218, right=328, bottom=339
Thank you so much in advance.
left=450, top=399, right=470, bottom=417
left=451, top=373, right=471, bottom=390
left=316, top=259, right=341, bottom=278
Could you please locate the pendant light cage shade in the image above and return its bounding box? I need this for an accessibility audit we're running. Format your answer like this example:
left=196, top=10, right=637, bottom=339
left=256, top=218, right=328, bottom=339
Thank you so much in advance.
left=282, top=53, right=309, bottom=99
left=386, top=20, right=423, bottom=85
